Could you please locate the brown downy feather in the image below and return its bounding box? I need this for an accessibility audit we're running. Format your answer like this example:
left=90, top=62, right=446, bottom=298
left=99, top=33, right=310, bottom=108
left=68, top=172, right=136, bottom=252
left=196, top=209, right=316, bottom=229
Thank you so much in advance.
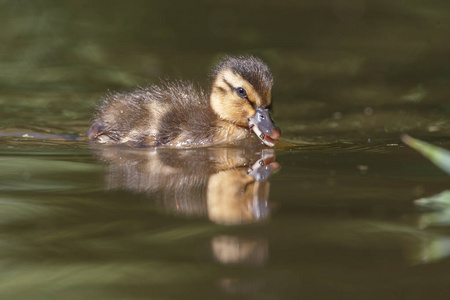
left=93, top=81, right=219, bottom=147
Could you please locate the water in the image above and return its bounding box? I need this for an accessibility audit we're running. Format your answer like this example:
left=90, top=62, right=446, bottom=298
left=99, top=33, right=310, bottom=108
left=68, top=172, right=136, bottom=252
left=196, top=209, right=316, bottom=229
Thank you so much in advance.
left=1, top=0, right=450, bottom=299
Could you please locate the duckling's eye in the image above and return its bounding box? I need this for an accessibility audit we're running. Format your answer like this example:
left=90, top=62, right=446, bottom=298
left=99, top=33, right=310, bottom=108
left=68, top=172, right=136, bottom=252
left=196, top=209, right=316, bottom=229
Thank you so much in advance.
left=236, top=87, right=247, bottom=98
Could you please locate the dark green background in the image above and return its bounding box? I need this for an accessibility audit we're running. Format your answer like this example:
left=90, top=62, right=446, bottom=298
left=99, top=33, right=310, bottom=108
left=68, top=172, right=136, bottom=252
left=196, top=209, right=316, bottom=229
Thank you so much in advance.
left=1, top=0, right=449, bottom=142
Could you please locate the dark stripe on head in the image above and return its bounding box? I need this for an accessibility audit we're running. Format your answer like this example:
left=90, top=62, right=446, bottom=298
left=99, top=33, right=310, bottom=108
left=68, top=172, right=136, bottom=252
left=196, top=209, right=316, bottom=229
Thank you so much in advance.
left=210, top=55, right=273, bottom=100
left=214, top=86, right=228, bottom=95
left=222, top=79, right=235, bottom=91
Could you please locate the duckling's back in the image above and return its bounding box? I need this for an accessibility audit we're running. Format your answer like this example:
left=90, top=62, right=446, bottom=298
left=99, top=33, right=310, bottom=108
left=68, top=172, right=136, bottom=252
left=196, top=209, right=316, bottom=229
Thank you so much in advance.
left=89, top=81, right=219, bottom=147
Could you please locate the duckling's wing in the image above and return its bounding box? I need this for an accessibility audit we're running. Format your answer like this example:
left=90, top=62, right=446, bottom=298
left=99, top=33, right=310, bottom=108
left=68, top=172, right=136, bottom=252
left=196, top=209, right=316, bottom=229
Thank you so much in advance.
left=91, top=81, right=217, bottom=147
left=149, top=81, right=218, bottom=147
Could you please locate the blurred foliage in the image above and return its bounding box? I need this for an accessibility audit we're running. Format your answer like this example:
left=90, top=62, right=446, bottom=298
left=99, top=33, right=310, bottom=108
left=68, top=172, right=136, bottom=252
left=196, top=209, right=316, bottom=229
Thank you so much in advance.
left=415, top=190, right=450, bottom=211
left=402, top=134, right=450, bottom=174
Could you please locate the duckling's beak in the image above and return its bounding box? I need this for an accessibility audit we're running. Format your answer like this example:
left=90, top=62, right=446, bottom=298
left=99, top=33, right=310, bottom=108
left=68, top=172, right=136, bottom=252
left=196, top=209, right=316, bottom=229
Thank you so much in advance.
left=248, top=107, right=281, bottom=147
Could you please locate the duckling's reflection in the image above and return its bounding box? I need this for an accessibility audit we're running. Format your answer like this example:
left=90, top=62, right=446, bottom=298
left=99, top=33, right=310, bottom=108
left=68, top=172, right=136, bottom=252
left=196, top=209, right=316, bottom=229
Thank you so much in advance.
left=211, top=235, right=268, bottom=265
left=95, top=147, right=279, bottom=225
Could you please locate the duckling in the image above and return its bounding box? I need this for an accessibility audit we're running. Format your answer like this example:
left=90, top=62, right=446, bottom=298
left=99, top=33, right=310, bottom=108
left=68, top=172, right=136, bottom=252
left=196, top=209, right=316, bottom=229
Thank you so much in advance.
left=87, top=55, right=281, bottom=148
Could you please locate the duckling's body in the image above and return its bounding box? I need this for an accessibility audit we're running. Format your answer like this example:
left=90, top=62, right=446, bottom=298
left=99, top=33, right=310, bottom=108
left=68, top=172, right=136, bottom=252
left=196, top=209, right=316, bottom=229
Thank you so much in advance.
left=88, top=55, right=280, bottom=148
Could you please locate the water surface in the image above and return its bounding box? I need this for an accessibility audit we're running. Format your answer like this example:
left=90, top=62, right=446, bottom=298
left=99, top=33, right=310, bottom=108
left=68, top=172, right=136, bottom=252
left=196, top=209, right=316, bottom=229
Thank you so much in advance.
left=1, top=0, right=450, bottom=299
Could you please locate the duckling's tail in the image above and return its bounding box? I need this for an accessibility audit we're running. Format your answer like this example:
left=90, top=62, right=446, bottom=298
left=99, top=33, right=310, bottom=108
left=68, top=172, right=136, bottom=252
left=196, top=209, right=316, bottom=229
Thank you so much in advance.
left=86, top=122, right=105, bottom=140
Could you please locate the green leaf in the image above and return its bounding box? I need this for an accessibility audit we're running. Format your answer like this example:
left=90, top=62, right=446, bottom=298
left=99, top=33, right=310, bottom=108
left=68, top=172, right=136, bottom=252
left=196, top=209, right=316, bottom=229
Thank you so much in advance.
left=401, top=134, right=450, bottom=175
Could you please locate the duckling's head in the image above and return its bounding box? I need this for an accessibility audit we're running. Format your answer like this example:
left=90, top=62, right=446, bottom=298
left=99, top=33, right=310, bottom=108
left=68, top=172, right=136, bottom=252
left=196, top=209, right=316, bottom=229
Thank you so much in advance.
left=210, top=55, right=281, bottom=147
